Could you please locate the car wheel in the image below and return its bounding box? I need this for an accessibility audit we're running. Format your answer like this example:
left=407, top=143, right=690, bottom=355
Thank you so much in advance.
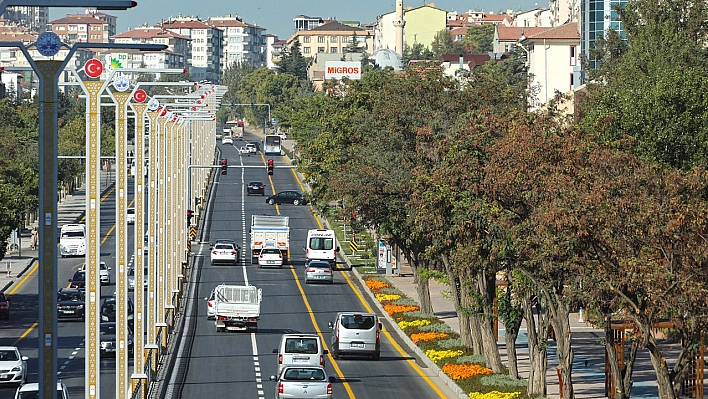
left=293, top=199, right=300, bottom=205
left=268, top=199, right=275, bottom=205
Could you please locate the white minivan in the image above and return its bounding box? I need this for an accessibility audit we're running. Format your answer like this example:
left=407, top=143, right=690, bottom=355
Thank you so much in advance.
left=272, top=334, right=327, bottom=374
left=59, top=224, right=86, bottom=257
left=305, top=229, right=339, bottom=267
left=328, top=312, right=382, bottom=360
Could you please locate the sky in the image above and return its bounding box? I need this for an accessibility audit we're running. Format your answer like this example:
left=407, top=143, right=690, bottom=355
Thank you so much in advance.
left=52, top=0, right=545, bottom=40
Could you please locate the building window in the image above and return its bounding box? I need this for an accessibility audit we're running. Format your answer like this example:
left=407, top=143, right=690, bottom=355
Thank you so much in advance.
left=317, top=36, right=324, bottom=43
left=318, top=47, right=325, bottom=53
left=330, top=36, right=338, bottom=42
left=303, top=36, right=310, bottom=43
left=303, top=47, right=311, bottom=54
left=330, top=46, right=337, bottom=53
left=342, top=36, right=349, bottom=43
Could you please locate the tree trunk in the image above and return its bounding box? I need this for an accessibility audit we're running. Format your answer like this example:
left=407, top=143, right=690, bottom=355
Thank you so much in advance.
left=441, top=254, right=474, bottom=348
left=551, top=304, right=574, bottom=399
left=522, top=289, right=548, bottom=397
left=476, top=270, right=504, bottom=373
left=409, top=257, right=433, bottom=314
left=645, top=333, right=677, bottom=399
left=505, top=329, right=520, bottom=379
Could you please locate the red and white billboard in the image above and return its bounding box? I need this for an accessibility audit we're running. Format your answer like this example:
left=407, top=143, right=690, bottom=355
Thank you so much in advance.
left=325, top=61, right=361, bottom=80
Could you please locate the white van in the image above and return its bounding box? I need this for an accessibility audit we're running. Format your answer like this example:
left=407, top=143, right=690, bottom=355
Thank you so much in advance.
left=59, top=224, right=86, bottom=257
left=305, top=229, right=339, bottom=266
left=328, top=312, right=382, bottom=360
left=272, top=334, right=327, bottom=374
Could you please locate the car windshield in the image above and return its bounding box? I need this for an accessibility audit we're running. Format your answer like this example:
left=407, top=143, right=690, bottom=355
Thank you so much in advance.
left=101, top=303, right=115, bottom=317
left=282, top=368, right=326, bottom=381
left=0, top=349, right=18, bottom=361
left=127, top=209, right=135, bottom=215
left=0, top=293, right=6, bottom=302
left=215, top=244, right=234, bottom=250
left=309, top=262, right=331, bottom=269
left=340, top=315, right=375, bottom=330
left=284, top=338, right=319, bottom=354
left=73, top=271, right=85, bottom=280
left=249, top=182, right=262, bottom=186
left=61, top=231, right=84, bottom=238
left=261, top=249, right=280, bottom=255
left=58, top=292, right=81, bottom=302
left=308, top=237, right=334, bottom=251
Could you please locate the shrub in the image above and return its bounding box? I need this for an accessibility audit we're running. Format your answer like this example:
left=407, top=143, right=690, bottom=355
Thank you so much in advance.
left=397, top=310, right=436, bottom=320
left=398, top=319, right=432, bottom=330
left=468, top=392, right=522, bottom=399
left=479, top=374, right=527, bottom=389
left=455, top=354, right=486, bottom=365
left=384, top=304, right=419, bottom=316
left=437, top=337, right=464, bottom=349
left=426, top=349, right=464, bottom=363
left=375, top=293, right=401, bottom=302
left=419, top=322, right=455, bottom=334
left=392, top=297, right=419, bottom=306
left=365, top=279, right=389, bottom=291
left=411, top=331, right=449, bottom=343
left=378, top=287, right=404, bottom=296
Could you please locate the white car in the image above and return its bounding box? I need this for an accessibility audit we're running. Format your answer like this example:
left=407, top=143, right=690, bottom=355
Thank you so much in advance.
left=258, top=248, right=283, bottom=268
left=246, top=143, right=257, bottom=154
left=205, top=287, right=216, bottom=319
left=210, top=243, right=239, bottom=265
left=237, top=146, right=250, bottom=155
left=127, top=267, right=148, bottom=291
left=126, top=208, right=135, bottom=224
left=269, top=366, right=335, bottom=399
left=79, top=261, right=111, bottom=285
left=0, top=346, right=27, bottom=386
left=222, top=135, right=233, bottom=145
left=15, top=382, right=70, bottom=399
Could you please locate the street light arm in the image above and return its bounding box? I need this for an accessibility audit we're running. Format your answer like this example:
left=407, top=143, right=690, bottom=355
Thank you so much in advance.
left=0, top=0, right=137, bottom=14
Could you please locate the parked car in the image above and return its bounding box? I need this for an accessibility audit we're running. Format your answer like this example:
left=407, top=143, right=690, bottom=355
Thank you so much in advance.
left=100, top=297, right=134, bottom=331
left=0, top=346, right=28, bottom=386
left=79, top=261, right=111, bottom=285
left=210, top=242, right=239, bottom=265
left=99, top=322, right=133, bottom=356
left=265, top=191, right=307, bottom=206
left=258, top=248, right=283, bottom=268
left=269, top=366, right=335, bottom=399
left=14, top=382, right=70, bottom=399
left=247, top=181, right=265, bottom=195
left=126, top=208, right=135, bottom=224
left=0, top=292, right=9, bottom=320
left=205, top=287, right=216, bottom=320
left=305, top=260, right=334, bottom=284
left=56, top=288, right=85, bottom=321
left=68, top=270, right=86, bottom=289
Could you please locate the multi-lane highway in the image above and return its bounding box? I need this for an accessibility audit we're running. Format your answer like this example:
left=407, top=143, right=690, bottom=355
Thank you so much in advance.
left=176, top=133, right=457, bottom=399
left=0, top=130, right=459, bottom=399
left=0, top=176, right=138, bottom=398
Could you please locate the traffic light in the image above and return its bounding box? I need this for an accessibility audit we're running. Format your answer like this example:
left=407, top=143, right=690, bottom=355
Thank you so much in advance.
left=267, top=159, right=274, bottom=175
left=221, top=158, right=227, bottom=175
left=187, top=209, right=193, bottom=227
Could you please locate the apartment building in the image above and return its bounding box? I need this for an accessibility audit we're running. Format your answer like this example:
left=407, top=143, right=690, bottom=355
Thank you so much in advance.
left=208, top=14, right=266, bottom=68
left=161, top=17, right=223, bottom=82
left=112, top=27, right=191, bottom=70
left=0, top=6, right=48, bottom=32
left=377, top=4, right=447, bottom=53
left=286, top=20, right=373, bottom=57
left=47, top=12, right=113, bottom=44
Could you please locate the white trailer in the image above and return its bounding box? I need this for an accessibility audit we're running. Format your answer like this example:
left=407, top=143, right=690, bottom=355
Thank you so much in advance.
left=213, top=284, right=262, bottom=332
left=250, top=215, right=290, bottom=264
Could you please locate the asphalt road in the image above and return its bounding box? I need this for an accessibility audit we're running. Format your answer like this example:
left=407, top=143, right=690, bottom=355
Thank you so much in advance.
left=0, top=176, right=138, bottom=399
left=177, top=133, right=458, bottom=399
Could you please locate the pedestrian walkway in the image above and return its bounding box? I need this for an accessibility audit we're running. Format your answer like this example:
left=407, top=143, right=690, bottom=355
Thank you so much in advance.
left=381, top=263, right=663, bottom=399
left=2, top=170, right=115, bottom=286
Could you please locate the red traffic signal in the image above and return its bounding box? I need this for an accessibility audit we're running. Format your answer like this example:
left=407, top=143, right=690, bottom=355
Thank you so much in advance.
left=267, top=159, right=274, bottom=175
left=221, top=159, right=227, bottom=175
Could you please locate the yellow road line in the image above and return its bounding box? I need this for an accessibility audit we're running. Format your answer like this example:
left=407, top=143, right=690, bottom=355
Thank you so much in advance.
left=285, top=152, right=448, bottom=398
left=287, top=265, right=356, bottom=398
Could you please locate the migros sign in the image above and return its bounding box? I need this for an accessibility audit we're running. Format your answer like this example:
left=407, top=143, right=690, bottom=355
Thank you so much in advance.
left=325, top=61, right=362, bottom=80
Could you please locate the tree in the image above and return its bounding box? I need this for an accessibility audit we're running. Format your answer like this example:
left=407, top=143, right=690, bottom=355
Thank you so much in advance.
left=430, top=29, right=454, bottom=58
left=276, top=39, right=311, bottom=81
left=461, top=25, right=494, bottom=53
left=237, top=68, right=300, bottom=128
left=344, top=32, right=364, bottom=54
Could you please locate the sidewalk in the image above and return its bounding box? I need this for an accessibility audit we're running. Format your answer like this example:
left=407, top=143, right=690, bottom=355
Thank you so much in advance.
left=2, top=170, right=115, bottom=288
left=382, top=263, right=662, bottom=399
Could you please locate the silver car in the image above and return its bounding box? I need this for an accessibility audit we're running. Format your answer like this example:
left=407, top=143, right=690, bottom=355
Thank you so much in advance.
left=269, top=366, right=334, bottom=399
left=79, top=261, right=111, bottom=285
left=304, top=260, right=333, bottom=284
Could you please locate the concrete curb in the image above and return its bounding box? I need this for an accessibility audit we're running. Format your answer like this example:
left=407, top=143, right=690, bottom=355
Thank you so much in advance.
left=322, top=217, right=469, bottom=399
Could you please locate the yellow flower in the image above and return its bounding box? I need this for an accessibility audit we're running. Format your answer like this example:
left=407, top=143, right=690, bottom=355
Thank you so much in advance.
left=398, top=319, right=432, bottom=330
left=468, top=391, right=522, bottom=399
left=425, top=349, right=463, bottom=363
left=375, top=293, right=401, bottom=302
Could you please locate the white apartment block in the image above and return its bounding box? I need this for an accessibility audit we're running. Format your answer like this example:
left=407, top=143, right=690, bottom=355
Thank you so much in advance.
left=112, top=27, right=191, bottom=70
left=161, top=17, right=223, bottom=83
left=0, top=6, right=48, bottom=32
left=208, top=14, right=266, bottom=68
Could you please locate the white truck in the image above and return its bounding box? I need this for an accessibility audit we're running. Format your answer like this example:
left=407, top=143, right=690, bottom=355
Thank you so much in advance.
left=250, top=215, right=290, bottom=264
left=213, top=284, right=262, bottom=332
left=59, top=224, right=86, bottom=257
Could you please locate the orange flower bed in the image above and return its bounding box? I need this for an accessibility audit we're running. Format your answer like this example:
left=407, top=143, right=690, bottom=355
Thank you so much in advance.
left=384, top=304, right=419, bottom=316
left=410, top=331, right=448, bottom=343
left=442, top=363, right=493, bottom=380
left=365, top=279, right=389, bottom=291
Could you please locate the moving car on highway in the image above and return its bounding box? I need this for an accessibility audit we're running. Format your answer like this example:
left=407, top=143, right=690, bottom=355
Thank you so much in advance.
left=265, top=191, right=307, bottom=206
left=0, top=346, right=28, bottom=386
left=258, top=247, right=283, bottom=268
left=210, top=242, right=239, bottom=265
left=269, top=366, right=335, bottom=399
left=304, top=260, right=334, bottom=284
left=79, top=261, right=111, bottom=285
left=56, top=288, right=85, bottom=321
left=247, top=181, right=265, bottom=195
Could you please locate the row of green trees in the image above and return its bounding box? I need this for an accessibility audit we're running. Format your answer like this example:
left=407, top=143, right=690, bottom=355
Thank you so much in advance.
left=260, top=1, right=708, bottom=398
